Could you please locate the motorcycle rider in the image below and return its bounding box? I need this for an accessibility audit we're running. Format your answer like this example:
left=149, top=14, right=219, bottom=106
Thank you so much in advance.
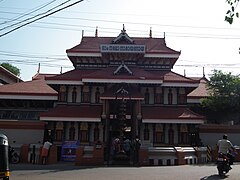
left=217, top=134, right=235, bottom=169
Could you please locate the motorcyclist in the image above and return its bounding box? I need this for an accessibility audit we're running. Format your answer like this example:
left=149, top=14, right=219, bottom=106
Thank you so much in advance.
left=217, top=134, right=235, bottom=169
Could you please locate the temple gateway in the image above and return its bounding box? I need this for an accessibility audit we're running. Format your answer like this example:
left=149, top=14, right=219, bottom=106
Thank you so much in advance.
left=0, top=26, right=207, bottom=166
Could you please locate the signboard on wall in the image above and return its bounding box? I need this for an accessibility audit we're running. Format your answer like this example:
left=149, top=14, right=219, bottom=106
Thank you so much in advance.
left=61, top=140, right=80, bottom=162
left=100, top=44, right=145, bottom=53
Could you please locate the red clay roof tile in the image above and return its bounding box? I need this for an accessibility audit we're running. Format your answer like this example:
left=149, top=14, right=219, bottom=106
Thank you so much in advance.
left=142, top=106, right=205, bottom=120
left=0, top=79, right=57, bottom=96
left=40, top=105, right=101, bottom=118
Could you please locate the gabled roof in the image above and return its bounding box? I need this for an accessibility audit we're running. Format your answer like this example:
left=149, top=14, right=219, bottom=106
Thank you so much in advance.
left=66, top=36, right=180, bottom=55
left=0, top=66, right=22, bottom=84
left=112, top=25, right=134, bottom=44
left=142, top=106, right=205, bottom=124
left=45, top=69, right=96, bottom=81
left=0, top=79, right=58, bottom=100
left=187, top=77, right=210, bottom=99
left=32, top=73, right=58, bottom=80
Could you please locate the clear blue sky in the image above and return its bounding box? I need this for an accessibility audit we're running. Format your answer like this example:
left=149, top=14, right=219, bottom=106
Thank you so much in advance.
left=0, top=0, right=240, bottom=81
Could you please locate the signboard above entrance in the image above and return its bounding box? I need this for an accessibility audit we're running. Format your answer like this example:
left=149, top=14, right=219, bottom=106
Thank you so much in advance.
left=100, top=44, right=145, bottom=53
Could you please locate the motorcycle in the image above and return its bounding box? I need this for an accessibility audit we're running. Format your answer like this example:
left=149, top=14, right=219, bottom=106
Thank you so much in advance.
left=8, top=146, right=20, bottom=164
left=217, top=153, right=231, bottom=177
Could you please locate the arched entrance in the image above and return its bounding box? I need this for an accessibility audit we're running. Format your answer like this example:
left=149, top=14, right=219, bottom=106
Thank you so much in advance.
left=108, top=99, right=134, bottom=165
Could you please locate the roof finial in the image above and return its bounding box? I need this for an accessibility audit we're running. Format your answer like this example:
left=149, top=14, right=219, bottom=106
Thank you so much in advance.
left=149, top=27, right=152, bottom=38
left=37, top=63, right=40, bottom=73
left=203, top=66, right=205, bottom=77
left=60, top=67, right=62, bottom=74
left=82, top=30, right=84, bottom=38
left=122, top=24, right=126, bottom=33
left=184, top=69, right=186, bottom=77
left=95, top=26, right=98, bottom=37
left=164, top=32, right=165, bottom=39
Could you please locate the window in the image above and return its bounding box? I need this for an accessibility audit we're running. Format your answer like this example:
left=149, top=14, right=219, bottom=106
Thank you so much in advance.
left=179, top=124, right=188, bottom=144
left=59, top=86, right=67, bottom=102
left=168, top=88, right=173, bottom=105
left=168, top=125, right=174, bottom=145
left=94, top=123, right=100, bottom=141
left=155, top=124, right=164, bottom=143
left=79, top=123, right=89, bottom=142
left=144, top=124, right=149, bottom=140
left=55, top=130, right=63, bottom=141
left=145, top=88, right=150, bottom=104
left=72, top=87, right=77, bottom=103
left=82, top=87, right=90, bottom=103
left=95, top=87, right=100, bottom=103
left=155, top=87, right=163, bottom=104
left=178, top=88, right=186, bottom=105
left=69, top=122, right=75, bottom=140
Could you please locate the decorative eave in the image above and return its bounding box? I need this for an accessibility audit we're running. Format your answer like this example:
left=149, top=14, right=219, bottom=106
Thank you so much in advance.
left=82, top=78, right=163, bottom=84
left=161, top=82, right=199, bottom=87
left=112, top=24, right=134, bottom=44
left=45, top=80, right=83, bottom=85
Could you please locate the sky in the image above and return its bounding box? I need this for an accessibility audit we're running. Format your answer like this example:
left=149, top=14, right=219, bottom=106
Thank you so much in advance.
left=0, top=0, right=240, bottom=81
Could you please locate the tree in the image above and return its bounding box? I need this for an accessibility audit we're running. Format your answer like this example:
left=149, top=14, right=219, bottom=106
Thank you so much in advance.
left=225, top=0, right=239, bottom=24
left=201, top=70, right=240, bottom=123
left=0, top=63, right=20, bottom=77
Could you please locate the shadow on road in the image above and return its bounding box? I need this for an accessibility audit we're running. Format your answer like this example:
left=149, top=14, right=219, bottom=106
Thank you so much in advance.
left=200, top=174, right=229, bottom=180
left=10, top=162, right=97, bottom=172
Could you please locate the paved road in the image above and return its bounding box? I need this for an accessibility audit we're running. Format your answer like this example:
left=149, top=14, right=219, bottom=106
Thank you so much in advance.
left=9, top=163, right=240, bottom=180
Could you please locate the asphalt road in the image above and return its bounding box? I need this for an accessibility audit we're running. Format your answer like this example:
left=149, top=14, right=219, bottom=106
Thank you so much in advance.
left=9, top=162, right=240, bottom=180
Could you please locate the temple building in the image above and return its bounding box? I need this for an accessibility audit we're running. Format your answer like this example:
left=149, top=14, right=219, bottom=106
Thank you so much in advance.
left=0, top=26, right=207, bottom=166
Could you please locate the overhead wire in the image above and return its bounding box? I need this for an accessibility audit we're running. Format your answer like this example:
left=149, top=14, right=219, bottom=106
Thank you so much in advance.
left=0, top=0, right=71, bottom=31
left=0, top=0, right=57, bottom=26
left=0, top=0, right=84, bottom=38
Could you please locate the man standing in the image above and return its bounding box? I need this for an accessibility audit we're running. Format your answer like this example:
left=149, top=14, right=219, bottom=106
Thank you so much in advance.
left=41, top=140, right=52, bottom=165
left=133, top=136, right=141, bottom=166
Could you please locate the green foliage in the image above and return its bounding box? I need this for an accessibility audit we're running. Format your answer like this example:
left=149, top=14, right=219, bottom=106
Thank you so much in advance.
left=225, top=0, right=240, bottom=24
left=201, top=70, right=240, bottom=123
left=0, top=63, right=20, bottom=77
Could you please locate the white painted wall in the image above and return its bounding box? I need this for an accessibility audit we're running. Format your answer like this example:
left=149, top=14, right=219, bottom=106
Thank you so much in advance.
left=0, top=129, right=44, bottom=147
left=200, top=133, right=240, bottom=149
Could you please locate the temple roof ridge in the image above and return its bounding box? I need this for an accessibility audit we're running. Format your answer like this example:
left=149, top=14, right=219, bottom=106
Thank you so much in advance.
left=112, top=24, right=134, bottom=44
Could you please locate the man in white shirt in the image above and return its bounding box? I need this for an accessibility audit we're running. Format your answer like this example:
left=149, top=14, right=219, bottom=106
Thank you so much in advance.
left=217, top=134, right=234, bottom=154
left=217, top=134, right=236, bottom=168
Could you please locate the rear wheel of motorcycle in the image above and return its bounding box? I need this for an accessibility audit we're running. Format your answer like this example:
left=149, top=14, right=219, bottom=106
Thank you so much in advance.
left=217, top=167, right=223, bottom=176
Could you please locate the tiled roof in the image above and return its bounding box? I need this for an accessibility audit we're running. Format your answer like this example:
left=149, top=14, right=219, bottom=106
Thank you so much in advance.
left=0, top=79, right=58, bottom=96
left=83, top=67, right=163, bottom=80
left=0, top=66, right=22, bottom=83
left=66, top=36, right=180, bottom=54
left=40, top=105, right=102, bottom=118
left=147, top=70, right=199, bottom=83
left=142, top=106, right=205, bottom=120
left=45, top=69, right=96, bottom=81
left=187, top=77, right=210, bottom=98
left=32, top=73, right=58, bottom=80
left=44, top=67, right=199, bottom=85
